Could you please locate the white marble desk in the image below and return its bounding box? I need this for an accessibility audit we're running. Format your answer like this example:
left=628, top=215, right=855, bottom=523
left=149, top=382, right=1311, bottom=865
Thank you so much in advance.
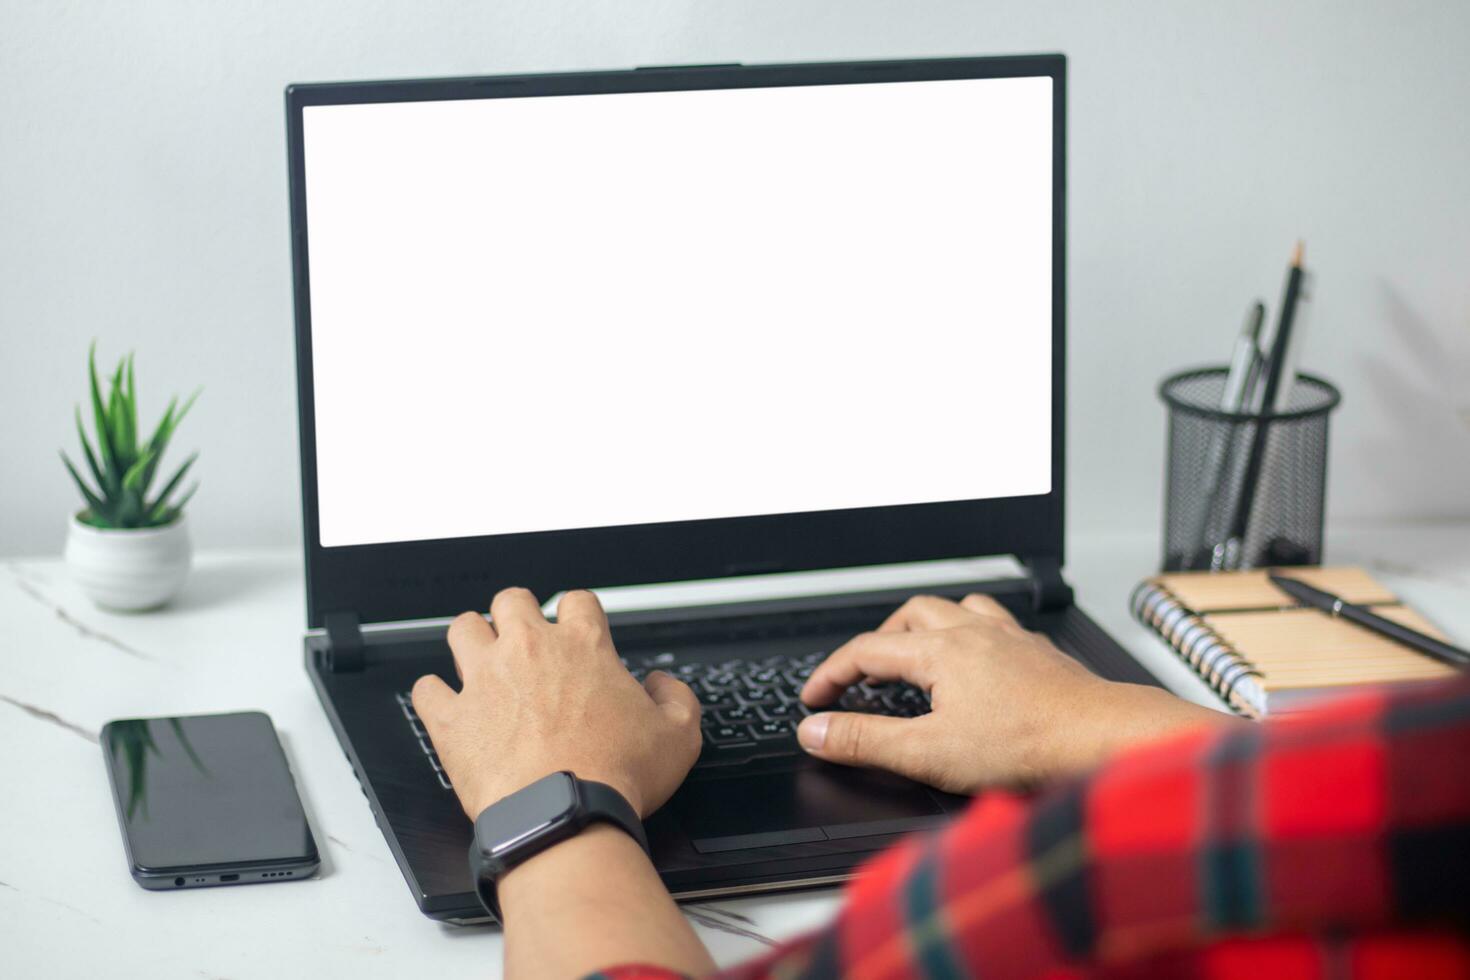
left=3, top=522, right=1468, bottom=978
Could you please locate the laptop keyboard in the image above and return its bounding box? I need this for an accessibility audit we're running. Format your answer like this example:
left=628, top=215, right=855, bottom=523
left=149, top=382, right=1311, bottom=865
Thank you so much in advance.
left=394, top=691, right=453, bottom=789
left=395, top=649, right=929, bottom=790
left=630, top=650, right=929, bottom=768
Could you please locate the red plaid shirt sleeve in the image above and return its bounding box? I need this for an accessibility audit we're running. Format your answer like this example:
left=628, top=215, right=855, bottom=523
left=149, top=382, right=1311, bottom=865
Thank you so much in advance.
left=590, top=676, right=1470, bottom=979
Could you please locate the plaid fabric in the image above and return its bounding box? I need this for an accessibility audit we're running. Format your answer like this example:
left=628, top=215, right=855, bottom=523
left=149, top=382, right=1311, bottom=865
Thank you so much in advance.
left=596, top=676, right=1470, bottom=979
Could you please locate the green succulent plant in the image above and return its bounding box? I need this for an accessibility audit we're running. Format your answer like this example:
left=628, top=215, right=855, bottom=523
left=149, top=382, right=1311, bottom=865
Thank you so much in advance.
left=61, top=344, right=201, bottom=529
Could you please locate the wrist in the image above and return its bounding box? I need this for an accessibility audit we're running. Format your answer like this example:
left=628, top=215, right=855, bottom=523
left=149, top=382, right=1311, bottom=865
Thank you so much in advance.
left=495, top=820, right=714, bottom=978
left=1057, top=680, right=1237, bottom=773
left=497, top=822, right=649, bottom=913
left=1019, top=674, right=1114, bottom=780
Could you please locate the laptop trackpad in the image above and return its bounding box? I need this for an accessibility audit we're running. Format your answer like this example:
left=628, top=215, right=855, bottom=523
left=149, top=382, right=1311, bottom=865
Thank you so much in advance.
left=677, top=764, right=948, bottom=854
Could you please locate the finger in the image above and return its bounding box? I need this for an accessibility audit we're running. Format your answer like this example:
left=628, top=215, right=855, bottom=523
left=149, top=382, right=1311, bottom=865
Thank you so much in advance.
left=801, top=631, right=936, bottom=707
left=876, top=594, right=973, bottom=633
left=644, top=670, right=701, bottom=728
left=797, top=711, right=929, bottom=780
left=490, top=587, right=546, bottom=632
left=446, top=610, right=496, bottom=680
left=960, top=592, right=1020, bottom=624
left=555, top=589, right=609, bottom=632
left=410, top=672, right=456, bottom=723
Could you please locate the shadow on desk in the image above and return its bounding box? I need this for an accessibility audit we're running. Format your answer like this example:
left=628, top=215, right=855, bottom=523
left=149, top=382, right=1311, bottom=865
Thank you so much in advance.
left=169, top=557, right=295, bottom=613
left=277, top=730, right=334, bottom=881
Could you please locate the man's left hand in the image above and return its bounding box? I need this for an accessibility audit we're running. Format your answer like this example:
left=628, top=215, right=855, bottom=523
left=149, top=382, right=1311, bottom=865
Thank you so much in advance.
left=412, top=587, right=703, bottom=820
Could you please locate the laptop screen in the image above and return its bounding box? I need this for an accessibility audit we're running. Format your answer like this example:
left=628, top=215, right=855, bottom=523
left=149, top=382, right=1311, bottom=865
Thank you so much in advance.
left=301, top=74, right=1053, bottom=548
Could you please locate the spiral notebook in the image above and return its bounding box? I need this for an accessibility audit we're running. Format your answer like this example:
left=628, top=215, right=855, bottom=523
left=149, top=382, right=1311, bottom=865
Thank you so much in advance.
left=1129, top=566, right=1457, bottom=718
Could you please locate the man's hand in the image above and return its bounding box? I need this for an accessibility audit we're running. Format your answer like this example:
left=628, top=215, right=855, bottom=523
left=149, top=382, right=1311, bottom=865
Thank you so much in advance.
left=411, top=587, right=702, bottom=820
left=798, top=593, right=1234, bottom=791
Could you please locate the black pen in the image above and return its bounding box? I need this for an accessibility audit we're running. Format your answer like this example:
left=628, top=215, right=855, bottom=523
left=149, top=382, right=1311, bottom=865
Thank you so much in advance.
left=1268, top=574, right=1470, bottom=670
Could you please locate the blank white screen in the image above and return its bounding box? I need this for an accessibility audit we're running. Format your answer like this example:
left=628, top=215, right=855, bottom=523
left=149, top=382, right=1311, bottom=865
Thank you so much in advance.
left=303, top=75, right=1053, bottom=548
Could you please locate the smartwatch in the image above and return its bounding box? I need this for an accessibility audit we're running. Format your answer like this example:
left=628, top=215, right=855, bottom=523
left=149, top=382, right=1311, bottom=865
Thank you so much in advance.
left=467, top=770, right=648, bottom=922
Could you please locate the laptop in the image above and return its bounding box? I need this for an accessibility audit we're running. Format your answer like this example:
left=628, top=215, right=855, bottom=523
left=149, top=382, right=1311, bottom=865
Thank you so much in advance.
left=284, top=54, right=1160, bottom=923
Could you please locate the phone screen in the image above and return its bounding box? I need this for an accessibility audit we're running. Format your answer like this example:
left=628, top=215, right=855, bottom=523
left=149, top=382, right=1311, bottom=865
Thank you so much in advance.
left=102, top=711, right=318, bottom=877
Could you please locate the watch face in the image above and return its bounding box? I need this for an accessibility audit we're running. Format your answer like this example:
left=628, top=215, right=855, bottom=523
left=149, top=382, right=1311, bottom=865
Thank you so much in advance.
left=484, top=772, right=578, bottom=856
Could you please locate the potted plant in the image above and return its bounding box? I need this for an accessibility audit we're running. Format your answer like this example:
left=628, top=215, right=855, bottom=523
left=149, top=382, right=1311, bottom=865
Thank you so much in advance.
left=61, top=345, right=200, bottom=611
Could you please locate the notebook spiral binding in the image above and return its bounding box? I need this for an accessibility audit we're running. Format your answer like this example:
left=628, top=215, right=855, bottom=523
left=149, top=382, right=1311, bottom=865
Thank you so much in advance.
left=1128, top=580, right=1267, bottom=718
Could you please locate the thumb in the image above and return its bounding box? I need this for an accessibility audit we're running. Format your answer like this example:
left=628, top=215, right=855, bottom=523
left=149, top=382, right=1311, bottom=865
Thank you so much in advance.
left=643, top=670, right=701, bottom=727
left=797, top=711, right=923, bottom=778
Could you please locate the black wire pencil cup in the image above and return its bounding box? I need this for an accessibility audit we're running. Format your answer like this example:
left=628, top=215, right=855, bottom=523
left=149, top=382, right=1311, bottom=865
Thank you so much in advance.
left=1159, top=367, right=1340, bottom=572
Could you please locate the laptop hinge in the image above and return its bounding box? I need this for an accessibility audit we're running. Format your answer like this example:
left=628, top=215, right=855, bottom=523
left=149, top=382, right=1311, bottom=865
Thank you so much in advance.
left=324, top=611, right=365, bottom=673
left=1023, top=556, right=1073, bottom=613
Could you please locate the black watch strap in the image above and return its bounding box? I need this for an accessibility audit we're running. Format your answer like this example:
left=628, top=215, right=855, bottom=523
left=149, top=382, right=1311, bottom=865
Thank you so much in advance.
left=470, top=772, right=647, bottom=923
left=577, top=779, right=648, bottom=851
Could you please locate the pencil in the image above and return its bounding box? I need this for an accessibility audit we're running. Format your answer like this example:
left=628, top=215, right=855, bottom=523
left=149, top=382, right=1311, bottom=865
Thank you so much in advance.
left=1216, top=242, right=1306, bottom=568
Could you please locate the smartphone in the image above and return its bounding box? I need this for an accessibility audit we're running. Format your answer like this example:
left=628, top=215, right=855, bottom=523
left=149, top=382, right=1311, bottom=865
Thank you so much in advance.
left=101, top=711, right=320, bottom=889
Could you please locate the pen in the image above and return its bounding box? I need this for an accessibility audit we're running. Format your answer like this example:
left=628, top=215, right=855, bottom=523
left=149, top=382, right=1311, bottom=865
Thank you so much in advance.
left=1185, top=301, right=1264, bottom=569
left=1222, top=301, right=1267, bottom=412
left=1268, top=573, right=1470, bottom=670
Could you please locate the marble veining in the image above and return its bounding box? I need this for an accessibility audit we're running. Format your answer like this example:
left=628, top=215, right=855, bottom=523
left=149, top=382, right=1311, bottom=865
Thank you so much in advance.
left=0, top=875, right=102, bottom=926
left=326, top=833, right=388, bottom=865
left=7, top=563, right=160, bottom=663
left=0, top=692, right=97, bottom=743
left=684, top=905, right=778, bottom=946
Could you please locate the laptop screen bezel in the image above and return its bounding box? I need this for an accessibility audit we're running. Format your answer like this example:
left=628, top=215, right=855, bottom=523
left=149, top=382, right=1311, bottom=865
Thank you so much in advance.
left=285, top=54, right=1067, bottom=628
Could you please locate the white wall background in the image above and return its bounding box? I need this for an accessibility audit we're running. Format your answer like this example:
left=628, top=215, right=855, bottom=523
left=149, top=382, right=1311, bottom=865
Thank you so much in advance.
left=3, top=0, right=1468, bottom=559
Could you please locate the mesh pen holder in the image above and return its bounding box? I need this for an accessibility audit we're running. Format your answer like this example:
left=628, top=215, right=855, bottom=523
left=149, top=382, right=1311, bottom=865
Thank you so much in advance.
left=1159, top=367, right=1341, bottom=572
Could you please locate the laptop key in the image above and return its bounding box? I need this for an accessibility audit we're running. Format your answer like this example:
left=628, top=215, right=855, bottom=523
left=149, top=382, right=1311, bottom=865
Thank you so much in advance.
left=773, top=684, right=802, bottom=704
left=717, top=706, right=755, bottom=724
left=391, top=691, right=458, bottom=791
left=839, top=692, right=884, bottom=713
left=752, top=720, right=792, bottom=740
left=698, top=688, right=740, bottom=710
left=780, top=669, right=810, bottom=689
left=707, top=724, right=755, bottom=746
left=738, top=680, right=780, bottom=700
left=699, top=677, right=741, bottom=697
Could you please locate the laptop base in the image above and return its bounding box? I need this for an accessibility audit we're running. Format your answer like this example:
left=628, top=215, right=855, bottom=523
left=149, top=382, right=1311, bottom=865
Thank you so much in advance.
left=307, top=576, right=1158, bottom=923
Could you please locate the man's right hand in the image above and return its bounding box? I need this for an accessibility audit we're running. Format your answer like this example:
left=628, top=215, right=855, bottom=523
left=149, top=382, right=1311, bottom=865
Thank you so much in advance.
left=797, top=593, right=1235, bottom=792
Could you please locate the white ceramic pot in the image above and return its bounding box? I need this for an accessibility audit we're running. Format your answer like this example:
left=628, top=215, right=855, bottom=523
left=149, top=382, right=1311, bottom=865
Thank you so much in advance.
left=64, top=514, right=192, bottom=612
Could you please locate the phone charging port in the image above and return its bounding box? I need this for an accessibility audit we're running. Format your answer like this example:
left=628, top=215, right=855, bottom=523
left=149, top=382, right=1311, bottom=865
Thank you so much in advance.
left=219, top=874, right=239, bottom=882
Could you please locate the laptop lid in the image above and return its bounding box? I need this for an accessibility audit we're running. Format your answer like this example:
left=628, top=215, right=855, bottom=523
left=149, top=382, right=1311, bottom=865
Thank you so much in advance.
left=285, top=55, right=1067, bottom=628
